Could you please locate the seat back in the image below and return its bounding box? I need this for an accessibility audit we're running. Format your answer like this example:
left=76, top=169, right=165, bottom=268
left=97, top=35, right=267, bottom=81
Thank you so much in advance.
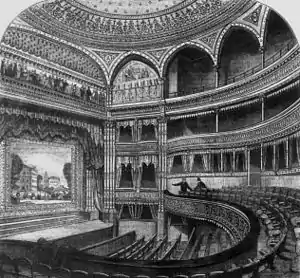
left=14, top=257, right=33, bottom=278
left=70, top=270, right=88, bottom=278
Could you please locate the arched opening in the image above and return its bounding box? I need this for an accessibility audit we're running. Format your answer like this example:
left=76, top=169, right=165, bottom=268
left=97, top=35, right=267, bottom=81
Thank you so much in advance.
left=219, top=29, right=260, bottom=85
left=265, top=10, right=297, bottom=62
left=141, top=163, right=156, bottom=189
left=119, top=163, right=134, bottom=188
left=112, top=60, right=161, bottom=104
left=119, top=126, right=133, bottom=142
left=165, top=47, right=215, bottom=98
left=172, top=156, right=184, bottom=173
left=141, top=124, right=156, bottom=141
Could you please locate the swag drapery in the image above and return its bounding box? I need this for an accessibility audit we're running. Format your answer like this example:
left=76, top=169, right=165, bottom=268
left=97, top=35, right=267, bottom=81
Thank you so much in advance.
left=0, top=114, right=104, bottom=210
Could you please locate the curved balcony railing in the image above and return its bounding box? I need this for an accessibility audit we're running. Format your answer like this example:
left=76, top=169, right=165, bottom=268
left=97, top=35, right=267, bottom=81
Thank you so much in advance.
left=222, top=40, right=296, bottom=86
left=167, top=97, right=300, bottom=151
left=166, top=45, right=300, bottom=116
left=164, top=191, right=251, bottom=242
left=111, top=44, right=300, bottom=120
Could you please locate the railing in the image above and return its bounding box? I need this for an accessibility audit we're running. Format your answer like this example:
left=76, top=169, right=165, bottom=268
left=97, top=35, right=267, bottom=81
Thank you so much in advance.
left=179, top=227, right=195, bottom=260
left=167, top=97, right=300, bottom=150
left=187, top=233, right=204, bottom=260
left=127, top=234, right=157, bottom=260
left=144, top=236, right=168, bottom=261
left=81, top=231, right=136, bottom=257
left=0, top=72, right=105, bottom=106
left=109, top=237, right=145, bottom=259
left=224, top=40, right=296, bottom=86
left=160, top=234, right=182, bottom=261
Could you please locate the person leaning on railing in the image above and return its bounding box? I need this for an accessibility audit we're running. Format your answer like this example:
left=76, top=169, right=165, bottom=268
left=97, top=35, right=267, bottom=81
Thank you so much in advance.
left=172, top=178, right=193, bottom=194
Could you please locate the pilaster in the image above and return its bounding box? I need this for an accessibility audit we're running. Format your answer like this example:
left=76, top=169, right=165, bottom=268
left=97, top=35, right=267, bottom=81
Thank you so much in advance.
left=157, top=109, right=167, bottom=239
left=103, top=120, right=117, bottom=223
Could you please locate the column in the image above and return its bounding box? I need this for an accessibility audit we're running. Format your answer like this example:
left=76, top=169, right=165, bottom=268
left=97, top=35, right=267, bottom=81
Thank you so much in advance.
left=159, top=78, right=165, bottom=100
left=85, top=169, right=96, bottom=219
left=232, top=151, right=236, bottom=172
left=220, top=152, right=224, bottom=172
left=137, top=121, right=142, bottom=142
left=103, top=120, right=117, bottom=223
left=285, top=140, right=290, bottom=169
left=260, top=46, right=265, bottom=69
left=215, top=110, right=219, bottom=133
left=214, top=65, right=219, bottom=88
left=272, top=143, right=277, bottom=172
left=261, top=96, right=265, bottom=121
left=247, top=148, right=251, bottom=186
left=157, top=115, right=167, bottom=240
left=260, top=144, right=264, bottom=171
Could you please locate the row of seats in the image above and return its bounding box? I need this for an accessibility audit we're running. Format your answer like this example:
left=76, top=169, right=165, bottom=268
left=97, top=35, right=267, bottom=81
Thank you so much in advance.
left=127, top=234, right=157, bottom=260
left=0, top=252, right=232, bottom=278
left=182, top=184, right=300, bottom=276
left=109, top=237, right=145, bottom=259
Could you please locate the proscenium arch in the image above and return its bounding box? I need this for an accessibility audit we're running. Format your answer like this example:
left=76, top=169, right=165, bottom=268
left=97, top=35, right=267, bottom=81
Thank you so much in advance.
left=109, top=52, right=161, bottom=86
left=215, top=24, right=262, bottom=65
left=161, top=42, right=216, bottom=78
left=1, top=23, right=109, bottom=86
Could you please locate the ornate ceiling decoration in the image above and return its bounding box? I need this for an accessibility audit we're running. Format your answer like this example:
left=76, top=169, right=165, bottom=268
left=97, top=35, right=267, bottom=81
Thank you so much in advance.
left=75, top=0, right=187, bottom=15
left=18, top=0, right=256, bottom=49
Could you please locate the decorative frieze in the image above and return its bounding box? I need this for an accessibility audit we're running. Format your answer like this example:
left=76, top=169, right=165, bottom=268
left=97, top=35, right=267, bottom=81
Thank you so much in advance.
left=19, top=0, right=253, bottom=49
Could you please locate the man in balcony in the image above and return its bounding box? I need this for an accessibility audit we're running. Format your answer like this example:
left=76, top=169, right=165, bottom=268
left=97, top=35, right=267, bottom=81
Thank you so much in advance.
left=195, top=177, right=209, bottom=191
left=172, top=178, right=193, bottom=194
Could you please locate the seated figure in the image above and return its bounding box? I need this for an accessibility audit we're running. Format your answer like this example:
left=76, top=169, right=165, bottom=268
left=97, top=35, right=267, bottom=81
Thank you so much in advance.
left=194, top=177, right=209, bottom=192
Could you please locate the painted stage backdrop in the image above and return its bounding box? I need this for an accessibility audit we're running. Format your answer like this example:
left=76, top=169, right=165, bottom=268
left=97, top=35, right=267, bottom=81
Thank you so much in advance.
left=9, top=141, right=72, bottom=205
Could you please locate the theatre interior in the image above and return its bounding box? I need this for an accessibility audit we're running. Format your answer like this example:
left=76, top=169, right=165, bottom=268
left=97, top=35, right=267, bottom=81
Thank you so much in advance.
left=0, top=0, right=300, bottom=277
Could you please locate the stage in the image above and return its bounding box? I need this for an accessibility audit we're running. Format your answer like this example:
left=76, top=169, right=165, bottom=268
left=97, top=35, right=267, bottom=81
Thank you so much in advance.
left=1, top=220, right=114, bottom=250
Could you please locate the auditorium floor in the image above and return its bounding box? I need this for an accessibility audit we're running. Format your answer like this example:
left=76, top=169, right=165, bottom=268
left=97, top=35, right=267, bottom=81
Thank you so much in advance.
left=2, top=220, right=112, bottom=242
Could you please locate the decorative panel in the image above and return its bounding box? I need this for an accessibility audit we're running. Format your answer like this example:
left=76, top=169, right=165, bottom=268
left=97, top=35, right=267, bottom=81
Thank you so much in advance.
left=112, top=61, right=161, bottom=104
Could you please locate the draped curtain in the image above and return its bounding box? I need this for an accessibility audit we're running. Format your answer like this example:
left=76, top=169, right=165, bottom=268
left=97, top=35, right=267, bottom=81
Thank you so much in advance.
left=188, top=153, right=195, bottom=172
left=262, top=147, right=267, bottom=171
left=167, top=156, right=174, bottom=174
left=149, top=204, right=158, bottom=220
left=296, top=138, right=300, bottom=165
left=182, top=154, right=188, bottom=173
left=224, top=153, right=233, bottom=172
left=274, top=144, right=280, bottom=171
left=0, top=114, right=103, bottom=170
left=129, top=204, right=143, bottom=220
left=283, top=142, right=289, bottom=168
left=201, top=153, right=210, bottom=172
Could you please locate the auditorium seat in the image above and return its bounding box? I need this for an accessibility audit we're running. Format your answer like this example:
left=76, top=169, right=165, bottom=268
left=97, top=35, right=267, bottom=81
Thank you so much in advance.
left=51, top=267, right=71, bottom=278
left=208, top=271, right=224, bottom=277
left=0, top=253, right=19, bottom=278
left=190, top=274, right=206, bottom=278
left=92, top=272, right=109, bottom=278
left=173, top=274, right=189, bottom=278
left=14, top=257, right=33, bottom=278
left=32, top=262, right=52, bottom=278
left=111, top=274, right=130, bottom=278
left=70, top=270, right=88, bottom=278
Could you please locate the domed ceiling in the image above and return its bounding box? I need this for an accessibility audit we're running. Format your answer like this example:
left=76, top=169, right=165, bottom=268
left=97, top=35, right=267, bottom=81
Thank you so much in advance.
left=76, top=0, right=187, bottom=15
left=18, top=0, right=255, bottom=49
